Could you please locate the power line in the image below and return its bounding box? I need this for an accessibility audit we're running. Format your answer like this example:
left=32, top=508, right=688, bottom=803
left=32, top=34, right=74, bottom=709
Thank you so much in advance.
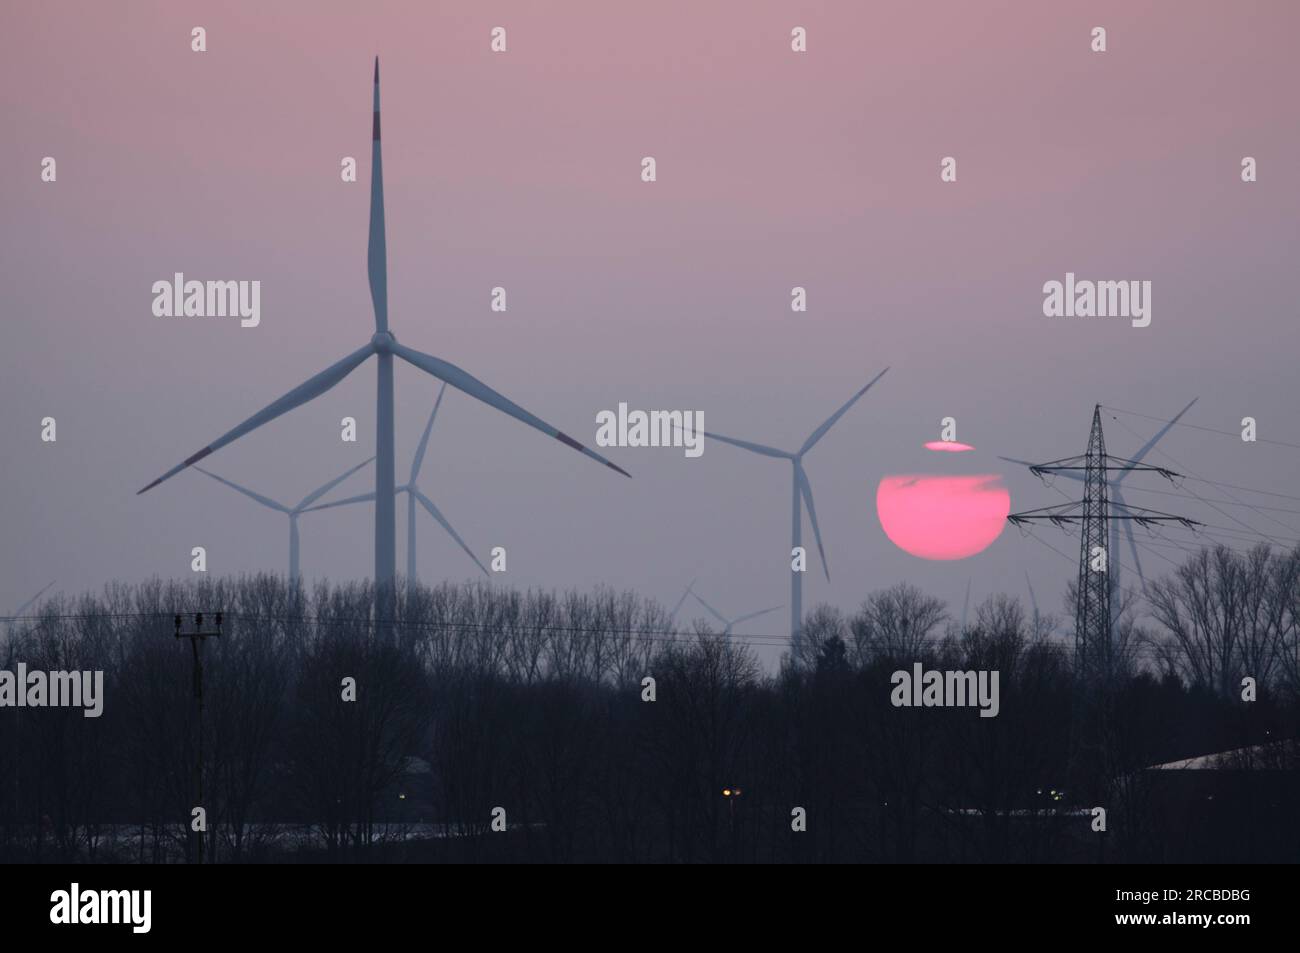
left=1115, top=481, right=1300, bottom=519
left=1106, top=412, right=1300, bottom=546
left=1020, top=526, right=1148, bottom=608
left=4, top=597, right=1287, bottom=664
left=1103, top=404, right=1300, bottom=452
left=0, top=605, right=1217, bottom=663
left=1, top=609, right=797, bottom=647
left=1182, top=476, right=1300, bottom=506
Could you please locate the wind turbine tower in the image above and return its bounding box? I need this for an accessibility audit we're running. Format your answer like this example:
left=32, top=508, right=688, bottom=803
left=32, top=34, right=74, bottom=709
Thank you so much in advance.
left=303, top=386, right=490, bottom=581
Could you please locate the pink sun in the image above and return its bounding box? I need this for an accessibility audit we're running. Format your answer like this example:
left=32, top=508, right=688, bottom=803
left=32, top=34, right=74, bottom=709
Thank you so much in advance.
left=876, top=444, right=1010, bottom=560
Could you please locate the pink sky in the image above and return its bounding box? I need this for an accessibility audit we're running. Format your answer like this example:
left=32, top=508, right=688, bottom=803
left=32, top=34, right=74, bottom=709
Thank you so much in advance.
left=3, top=1, right=1299, bottom=663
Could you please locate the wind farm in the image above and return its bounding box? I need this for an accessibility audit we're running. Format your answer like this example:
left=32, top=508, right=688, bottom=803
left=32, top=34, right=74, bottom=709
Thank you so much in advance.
left=5, top=1, right=1300, bottom=886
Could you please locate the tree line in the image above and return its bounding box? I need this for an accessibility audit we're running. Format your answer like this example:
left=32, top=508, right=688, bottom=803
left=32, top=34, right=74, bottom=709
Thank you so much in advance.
left=1, top=542, right=1297, bottom=863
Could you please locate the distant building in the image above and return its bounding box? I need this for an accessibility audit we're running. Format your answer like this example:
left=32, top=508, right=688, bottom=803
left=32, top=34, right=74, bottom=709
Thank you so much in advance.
left=1141, top=739, right=1299, bottom=862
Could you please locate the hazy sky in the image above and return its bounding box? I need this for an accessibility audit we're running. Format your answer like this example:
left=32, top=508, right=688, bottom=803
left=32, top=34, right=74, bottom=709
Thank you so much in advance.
left=4, top=1, right=1299, bottom=666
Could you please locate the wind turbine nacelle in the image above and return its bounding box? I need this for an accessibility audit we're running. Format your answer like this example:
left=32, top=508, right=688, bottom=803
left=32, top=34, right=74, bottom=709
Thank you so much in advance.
left=371, top=331, right=397, bottom=353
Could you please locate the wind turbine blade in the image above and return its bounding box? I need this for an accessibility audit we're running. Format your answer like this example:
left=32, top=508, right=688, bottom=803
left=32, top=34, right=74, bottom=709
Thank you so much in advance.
left=409, top=383, right=447, bottom=485
left=731, top=605, right=783, bottom=625
left=1121, top=397, right=1198, bottom=476
left=194, top=468, right=290, bottom=513
left=703, top=431, right=792, bottom=460
left=690, top=590, right=730, bottom=627
left=668, top=578, right=697, bottom=623
left=412, top=489, right=489, bottom=577
left=799, top=367, right=889, bottom=456
left=297, top=456, right=377, bottom=510
left=301, top=490, right=377, bottom=514
left=393, top=342, right=631, bottom=478
left=1024, top=571, right=1039, bottom=615
left=10, top=582, right=55, bottom=619
left=796, top=464, right=830, bottom=581
left=138, top=344, right=374, bottom=494
left=368, top=57, right=388, bottom=333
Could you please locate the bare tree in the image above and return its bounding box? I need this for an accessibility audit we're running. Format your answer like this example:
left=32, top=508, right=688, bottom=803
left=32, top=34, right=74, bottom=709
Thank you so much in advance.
left=1149, top=544, right=1288, bottom=698
left=849, top=583, right=948, bottom=664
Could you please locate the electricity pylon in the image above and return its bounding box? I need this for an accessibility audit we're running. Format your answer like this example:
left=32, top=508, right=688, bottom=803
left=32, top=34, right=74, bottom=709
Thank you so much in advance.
left=1007, top=405, right=1202, bottom=805
left=1008, top=405, right=1201, bottom=682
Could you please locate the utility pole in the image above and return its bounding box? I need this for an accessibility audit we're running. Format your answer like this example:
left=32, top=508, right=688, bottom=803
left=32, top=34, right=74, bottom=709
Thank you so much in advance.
left=175, top=611, right=222, bottom=864
left=1007, top=405, right=1202, bottom=805
left=722, top=786, right=743, bottom=863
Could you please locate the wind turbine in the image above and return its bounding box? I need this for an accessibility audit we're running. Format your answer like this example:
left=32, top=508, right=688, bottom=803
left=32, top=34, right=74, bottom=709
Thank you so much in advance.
left=689, top=588, right=782, bottom=637
left=703, top=369, right=889, bottom=649
left=2, top=582, right=55, bottom=642
left=1024, top=570, right=1056, bottom=637
left=137, top=59, right=628, bottom=627
left=1000, top=397, right=1197, bottom=601
left=304, top=384, right=489, bottom=579
left=193, top=456, right=374, bottom=582
left=3, top=581, right=55, bottom=625
left=667, top=578, right=698, bottom=628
